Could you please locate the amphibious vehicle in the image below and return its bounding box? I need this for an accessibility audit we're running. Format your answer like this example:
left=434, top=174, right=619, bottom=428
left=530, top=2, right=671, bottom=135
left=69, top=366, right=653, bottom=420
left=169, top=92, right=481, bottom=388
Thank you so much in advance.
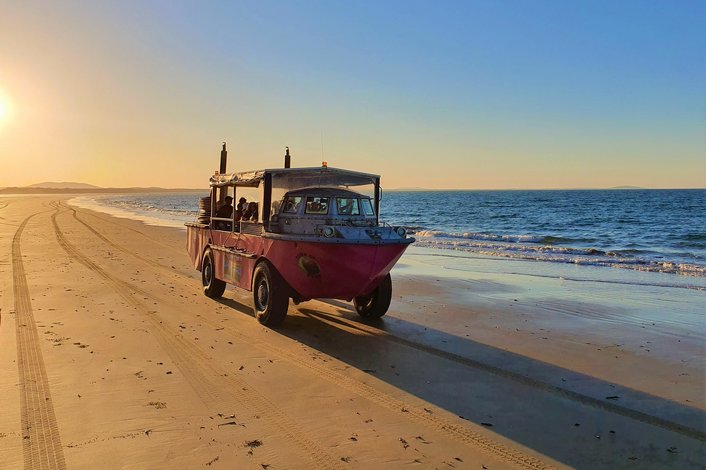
left=186, top=145, right=414, bottom=326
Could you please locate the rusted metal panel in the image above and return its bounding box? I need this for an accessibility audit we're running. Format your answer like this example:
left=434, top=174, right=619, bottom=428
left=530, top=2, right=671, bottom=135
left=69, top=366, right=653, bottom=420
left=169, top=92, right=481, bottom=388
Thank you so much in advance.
left=186, top=223, right=209, bottom=270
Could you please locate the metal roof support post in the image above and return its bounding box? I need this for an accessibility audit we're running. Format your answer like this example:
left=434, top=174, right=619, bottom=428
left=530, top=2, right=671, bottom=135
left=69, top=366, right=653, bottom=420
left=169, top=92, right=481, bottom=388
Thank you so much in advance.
left=374, top=177, right=381, bottom=225
left=218, top=143, right=228, bottom=205
left=219, top=142, right=228, bottom=174
left=262, top=173, right=272, bottom=230
left=210, top=186, right=217, bottom=229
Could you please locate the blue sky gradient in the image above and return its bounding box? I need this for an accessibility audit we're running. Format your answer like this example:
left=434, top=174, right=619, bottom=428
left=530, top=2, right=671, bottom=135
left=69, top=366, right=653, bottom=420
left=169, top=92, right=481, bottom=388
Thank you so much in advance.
left=1, top=1, right=704, bottom=188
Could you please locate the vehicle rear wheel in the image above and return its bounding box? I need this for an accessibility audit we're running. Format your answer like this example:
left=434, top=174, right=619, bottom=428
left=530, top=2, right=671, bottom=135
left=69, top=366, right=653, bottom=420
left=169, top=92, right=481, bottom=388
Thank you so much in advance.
left=202, top=249, right=226, bottom=298
left=354, top=273, right=392, bottom=319
left=252, top=262, right=289, bottom=327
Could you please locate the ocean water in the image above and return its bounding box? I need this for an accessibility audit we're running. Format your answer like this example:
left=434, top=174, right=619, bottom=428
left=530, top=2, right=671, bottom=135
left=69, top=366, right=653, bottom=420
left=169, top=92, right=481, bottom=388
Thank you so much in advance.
left=383, top=189, right=706, bottom=277
left=70, top=189, right=706, bottom=278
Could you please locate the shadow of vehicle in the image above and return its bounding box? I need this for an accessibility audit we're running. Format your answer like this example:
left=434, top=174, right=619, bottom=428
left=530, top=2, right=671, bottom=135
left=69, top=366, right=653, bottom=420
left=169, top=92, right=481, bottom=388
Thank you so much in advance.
left=213, top=292, right=706, bottom=469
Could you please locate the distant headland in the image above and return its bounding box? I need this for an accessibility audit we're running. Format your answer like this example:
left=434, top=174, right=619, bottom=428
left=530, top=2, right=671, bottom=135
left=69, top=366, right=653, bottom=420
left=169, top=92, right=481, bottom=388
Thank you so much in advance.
left=0, top=182, right=202, bottom=194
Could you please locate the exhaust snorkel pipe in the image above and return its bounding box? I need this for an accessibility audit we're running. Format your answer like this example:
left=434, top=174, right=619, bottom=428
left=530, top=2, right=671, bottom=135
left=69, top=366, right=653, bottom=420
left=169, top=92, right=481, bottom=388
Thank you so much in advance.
left=218, top=142, right=228, bottom=205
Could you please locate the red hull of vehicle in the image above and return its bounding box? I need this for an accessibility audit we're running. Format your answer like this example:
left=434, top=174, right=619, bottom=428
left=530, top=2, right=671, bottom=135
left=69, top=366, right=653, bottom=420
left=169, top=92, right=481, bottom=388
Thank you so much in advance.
left=264, top=239, right=407, bottom=300
left=186, top=224, right=410, bottom=301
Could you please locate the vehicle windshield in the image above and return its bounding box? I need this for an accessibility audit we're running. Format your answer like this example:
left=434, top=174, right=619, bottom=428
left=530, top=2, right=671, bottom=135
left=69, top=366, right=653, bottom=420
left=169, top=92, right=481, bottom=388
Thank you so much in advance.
left=336, top=198, right=360, bottom=215
left=282, top=196, right=302, bottom=214
left=361, top=198, right=375, bottom=216
left=305, top=196, right=329, bottom=215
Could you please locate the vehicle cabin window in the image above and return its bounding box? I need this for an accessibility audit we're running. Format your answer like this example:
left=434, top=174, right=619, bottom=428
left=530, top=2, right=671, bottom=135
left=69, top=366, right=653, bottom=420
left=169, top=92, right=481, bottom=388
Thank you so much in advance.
left=282, top=196, right=302, bottom=214
left=305, top=197, right=329, bottom=215
left=361, top=198, right=375, bottom=216
left=336, top=198, right=360, bottom=215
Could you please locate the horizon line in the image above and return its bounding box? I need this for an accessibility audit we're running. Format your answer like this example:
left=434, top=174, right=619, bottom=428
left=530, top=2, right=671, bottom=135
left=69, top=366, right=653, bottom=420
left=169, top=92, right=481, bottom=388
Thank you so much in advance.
left=2, top=184, right=706, bottom=193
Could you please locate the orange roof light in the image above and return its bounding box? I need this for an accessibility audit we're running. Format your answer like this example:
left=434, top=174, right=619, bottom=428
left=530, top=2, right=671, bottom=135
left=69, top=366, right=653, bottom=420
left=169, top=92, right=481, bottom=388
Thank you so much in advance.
left=322, top=161, right=328, bottom=168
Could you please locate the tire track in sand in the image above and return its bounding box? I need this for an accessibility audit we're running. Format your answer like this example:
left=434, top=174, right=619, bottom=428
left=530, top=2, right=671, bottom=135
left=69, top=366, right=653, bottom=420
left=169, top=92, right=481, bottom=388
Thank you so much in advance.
left=0, top=201, right=12, bottom=223
left=65, top=205, right=170, bottom=272
left=60, top=201, right=182, bottom=254
left=58, top=205, right=554, bottom=469
left=214, top=313, right=553, bottom=469
left=50, top=207, right=343, bottom=470
left=13, top=211, right=67, bottom=470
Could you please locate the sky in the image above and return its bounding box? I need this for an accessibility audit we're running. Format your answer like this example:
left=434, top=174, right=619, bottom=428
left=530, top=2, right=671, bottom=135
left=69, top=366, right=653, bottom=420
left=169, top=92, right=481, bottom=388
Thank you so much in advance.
left=0, top=0, right=704, bottom=189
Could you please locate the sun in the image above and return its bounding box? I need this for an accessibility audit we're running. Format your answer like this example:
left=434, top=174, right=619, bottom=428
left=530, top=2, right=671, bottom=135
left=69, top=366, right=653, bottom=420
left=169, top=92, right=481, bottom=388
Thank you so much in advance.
left=0, top=90, right=11, bottom=124
left=0, top=97, right=9, bottom=123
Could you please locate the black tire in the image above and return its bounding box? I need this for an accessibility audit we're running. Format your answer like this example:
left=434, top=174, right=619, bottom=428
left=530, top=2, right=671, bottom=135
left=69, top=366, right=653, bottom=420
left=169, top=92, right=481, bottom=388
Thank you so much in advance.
left=252, top=262, right=289, bottom=327
left=354, top=273, right=392, bottom=319
left=202, top=249, right=226, bottom=298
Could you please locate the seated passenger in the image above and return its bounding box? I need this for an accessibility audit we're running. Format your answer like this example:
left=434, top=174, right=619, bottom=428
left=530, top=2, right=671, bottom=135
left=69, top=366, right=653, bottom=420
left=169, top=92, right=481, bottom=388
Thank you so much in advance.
left=284, top=200, right=296, bottom=212
left=243, top=202, right=258, bottom=221
left=215, top=196, right=233, bottom=218
left=214, top=196, right=234, bottom=230
left=236, top=197, right=247, bottom=213
left=339, top=200, right=353, bottom=215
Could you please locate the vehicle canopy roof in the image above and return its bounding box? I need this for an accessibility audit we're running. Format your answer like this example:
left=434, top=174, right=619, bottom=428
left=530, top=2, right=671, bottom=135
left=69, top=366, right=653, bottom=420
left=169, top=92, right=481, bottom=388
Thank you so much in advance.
left=210, top=167, right=379, bottom=190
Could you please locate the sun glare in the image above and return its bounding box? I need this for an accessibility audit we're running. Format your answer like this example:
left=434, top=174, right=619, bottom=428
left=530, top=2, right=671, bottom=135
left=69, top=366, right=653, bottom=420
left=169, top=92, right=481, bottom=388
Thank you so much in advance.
left=0, top=97, right=9, bottom=123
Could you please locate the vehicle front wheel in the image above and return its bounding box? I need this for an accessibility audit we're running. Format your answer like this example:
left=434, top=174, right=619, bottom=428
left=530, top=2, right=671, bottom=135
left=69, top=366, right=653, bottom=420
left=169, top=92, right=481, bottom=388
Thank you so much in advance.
left=354, top=273, right=392, bottom=319
left=252, top=262, right=289, bottom=327
left=202, top=249, right=226, bottom=298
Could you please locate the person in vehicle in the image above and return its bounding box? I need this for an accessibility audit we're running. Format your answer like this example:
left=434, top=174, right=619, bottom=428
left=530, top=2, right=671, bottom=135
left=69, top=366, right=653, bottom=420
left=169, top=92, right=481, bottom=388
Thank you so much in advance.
left=234, top=197, right=247, bottom=222
left=216, top=196, right=233, bottom=218
left=338, top=198, right=356, bottom=215
left=237, top=197, right=247, bottom=213
left=283, top=198, right=299, bottom=213
left=243, top=202, right=258, bottom=221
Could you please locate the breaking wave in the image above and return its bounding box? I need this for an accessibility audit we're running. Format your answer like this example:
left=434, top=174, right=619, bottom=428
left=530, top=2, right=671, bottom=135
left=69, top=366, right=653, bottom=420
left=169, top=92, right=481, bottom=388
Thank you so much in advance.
left=411, top=230, right=706, bottom=277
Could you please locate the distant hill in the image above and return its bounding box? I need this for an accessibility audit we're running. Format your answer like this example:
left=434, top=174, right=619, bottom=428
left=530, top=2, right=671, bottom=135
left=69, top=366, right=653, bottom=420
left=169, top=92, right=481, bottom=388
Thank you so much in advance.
left=609, top=186, right=645, bottom=190
left=27, top=182, right=101, bottom=189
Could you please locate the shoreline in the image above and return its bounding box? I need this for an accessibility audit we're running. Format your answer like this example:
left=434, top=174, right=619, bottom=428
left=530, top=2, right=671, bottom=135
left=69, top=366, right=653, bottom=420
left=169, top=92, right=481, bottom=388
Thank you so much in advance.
left=391, top=249, right=705, bottom=406
left=1, top=195, right=704, bottom=468
left=66, top=192, right=706, bottom=278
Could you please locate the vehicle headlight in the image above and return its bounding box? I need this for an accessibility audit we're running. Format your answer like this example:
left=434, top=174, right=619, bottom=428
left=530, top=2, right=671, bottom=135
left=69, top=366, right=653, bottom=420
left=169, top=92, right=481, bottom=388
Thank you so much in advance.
left=322, top=226, right=336, bottom=238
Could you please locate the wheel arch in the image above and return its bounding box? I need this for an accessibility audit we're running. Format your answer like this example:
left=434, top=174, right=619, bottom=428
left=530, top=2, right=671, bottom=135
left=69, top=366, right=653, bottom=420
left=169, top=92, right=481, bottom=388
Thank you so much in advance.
left=198, top=243, right=213, bottom=271
left=252, top=256, right=295, bottom=298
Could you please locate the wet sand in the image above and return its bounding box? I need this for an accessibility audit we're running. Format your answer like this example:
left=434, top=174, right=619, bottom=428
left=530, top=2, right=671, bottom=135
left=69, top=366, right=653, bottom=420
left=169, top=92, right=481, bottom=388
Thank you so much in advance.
left=0, top=196, right=704, bottom=469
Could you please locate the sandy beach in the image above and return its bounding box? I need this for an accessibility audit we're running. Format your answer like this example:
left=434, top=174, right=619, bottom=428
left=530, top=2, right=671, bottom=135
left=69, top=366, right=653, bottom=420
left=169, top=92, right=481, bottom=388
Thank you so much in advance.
left=1, top=196, right=704, bottom=469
